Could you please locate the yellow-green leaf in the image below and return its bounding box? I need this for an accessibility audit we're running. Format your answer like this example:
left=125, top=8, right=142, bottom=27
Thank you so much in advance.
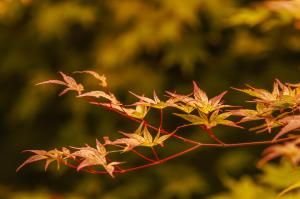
left=277, top=181, right=300, bottom=198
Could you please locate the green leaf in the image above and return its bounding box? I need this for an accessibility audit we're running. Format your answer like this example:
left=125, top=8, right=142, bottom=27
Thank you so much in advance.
left=174, top=113, right=207, bottom=125
left=134, top=122, right=144, bottom=135
left=277, top=181, right=300, bottom=198
left=259, top=161, right=300, bottom=189
left=154, top=128, right=171, bottom=146
left=143, top=126, right=153, bottom=143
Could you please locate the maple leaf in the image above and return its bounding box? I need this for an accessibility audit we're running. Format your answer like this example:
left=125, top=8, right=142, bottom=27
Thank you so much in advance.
left=74, top=70, right=107, bottom=87
left=193, top=81, right=208, bottom=103
left=233, top=86, right=277, bottom=103
left=104, top=135, right=142, bottom=152
left=130, top=91, right=170, bottom=109
left=166, top=91, right=195, bottom=113
left=166, top=91, right=194, bottom=104
left=37, top=72, right=84, bottom=96
left=105, top=123, right=171, bottom=152
left=16, top=148, right=72, bottom=172
left=209, top=111, right=243, bottom=129
left=275, top=79, right=291, bottom=96
left=174, top=110, right=242, bottom=129
left=93, top=102, right=149, bottom=119
left=248, top=119, right=281, bottom=134
left=72, top=146, right=106, bottom=170
left=257, top=138, right=300, bottom=168
left=16, top=150, right=49, bottom=172
left=125, top=104, right=149, bottom=119
left=231, top=103, right=272, bottom=122
left=152, top=128, right=172, bottom=147
left=234, top=80, right=300, bottom=110
left=191, top=81, right=230, bottom=114
left=166, top=83, right=230, bottom=114
left=272, top=82, right=299, bottom=109
left=230, top=109, right=262, bottom=123
left=174, top=112, right=208, bottom=126
left=230, top=103, right=280, bottom=133
left=104, top=132, right=144, bottom=152
left=71, top=140, right=121, bottom=177
left=77, top=91, right=121, bottom=105
left=273, top=115, right=300, bottom=140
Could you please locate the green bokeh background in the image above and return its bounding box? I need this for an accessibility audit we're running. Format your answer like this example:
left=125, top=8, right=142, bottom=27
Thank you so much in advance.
left=1, top=0, right=300, bottom=198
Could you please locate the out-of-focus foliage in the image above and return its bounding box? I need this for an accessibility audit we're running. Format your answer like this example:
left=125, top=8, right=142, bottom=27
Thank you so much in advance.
left=0, top=188, right=85, bottom=199
left=1, top=0, right=300, bottom=198
left=228, top=0, right=300, bottom=30
left=210, top=161, right=300, bottom=199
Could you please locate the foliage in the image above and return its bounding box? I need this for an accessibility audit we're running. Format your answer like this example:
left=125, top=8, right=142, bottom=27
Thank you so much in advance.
left=17, top=70, right=300, bottom=193
left=1, top=0, right=300, bottom=198
left=210, top=161, right=300, bottom=199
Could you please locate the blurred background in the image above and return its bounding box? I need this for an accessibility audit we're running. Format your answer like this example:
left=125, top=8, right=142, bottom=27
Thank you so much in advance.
left=1, top=0, right=300, bottom=198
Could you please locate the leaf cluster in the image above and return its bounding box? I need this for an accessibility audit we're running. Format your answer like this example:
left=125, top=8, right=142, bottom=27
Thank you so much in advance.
left=17, top=71, right=300, bottom=178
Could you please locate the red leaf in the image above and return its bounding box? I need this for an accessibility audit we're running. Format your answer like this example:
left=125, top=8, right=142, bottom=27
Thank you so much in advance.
left=16, top=154, right=48, bottom=172
left=209, top=91, right=227, bottom=107
left=193, top=81, right=208, bottom=103
left=273, top=116, right=300, bottom=140
left=78, top=91, right=118, bottom=103
left=74, top=70, right=107, bottom=87
left=36, top=80, right=67, bottom=86
left=16, top=150, right=49, bottom=172
left=37, top=72, right=84, bottom=95
left=257, top=138, right=300, bottom=168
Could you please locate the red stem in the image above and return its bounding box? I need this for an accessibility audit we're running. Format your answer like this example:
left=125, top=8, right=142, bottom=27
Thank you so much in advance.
left=159, top=109, right=163, bottom=129
left=71, top=97, right=300, bottom=176
left=107, top=157, right=124, bottom=172
left=117, top=144, right=201, bottom=173
left=110, top=143, right=156, bottom=163
left=89, top=100, right=200, bottom=145
left=202, top=126, right=225, bottom=145
left=131, top=149, right=156, bottom=163
left=151, top=147, right=160, bottom=161
left=63, top=136, right=297, bottom=175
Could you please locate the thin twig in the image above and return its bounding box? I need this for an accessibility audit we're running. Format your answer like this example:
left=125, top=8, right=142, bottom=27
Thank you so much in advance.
left=151, top=147, right=160, bottom=161
left=131, top=149, right=156, bottom=163
left=202, top=126, right=225, bottom=145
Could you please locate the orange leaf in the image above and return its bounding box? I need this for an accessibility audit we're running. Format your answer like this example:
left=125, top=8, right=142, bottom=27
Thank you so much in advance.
left=74, top=70, right=107, bottom=87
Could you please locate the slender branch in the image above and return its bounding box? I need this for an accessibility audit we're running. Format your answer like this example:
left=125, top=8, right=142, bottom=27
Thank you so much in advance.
left=117, top=144, right=201, bottom=173
left=87, top=99, right=299, bottom=148
left=219, top=136, right=298, bottom=148
left=63, top=136, right=298, bottom=176
left=116, top=136, right=298, bottom=174
left=151, top=147, right=160, bottom=161
left=110, top=143, right=156, bottom=163
left=89, top=100, right=201, bottom=145
left=86, top=99, right=299, bottom=148
left=159, top=109, right=163, bottom=129
left=131, top=149, right=156, bottom=163
left=71, top=96, right=300, bottom=177
left=107, top=157, right=124, bottom=172
left=202, top=126, right=225, bottom=145
left=63, top=161, right=105, bottom=174
left=171, top=123, right=197, bottom=134
left=149, top=123, right=201, bottom=145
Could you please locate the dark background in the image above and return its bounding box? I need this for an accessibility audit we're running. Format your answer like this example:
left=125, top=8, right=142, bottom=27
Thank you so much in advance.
left=1, top=0, right=300, bottom=198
